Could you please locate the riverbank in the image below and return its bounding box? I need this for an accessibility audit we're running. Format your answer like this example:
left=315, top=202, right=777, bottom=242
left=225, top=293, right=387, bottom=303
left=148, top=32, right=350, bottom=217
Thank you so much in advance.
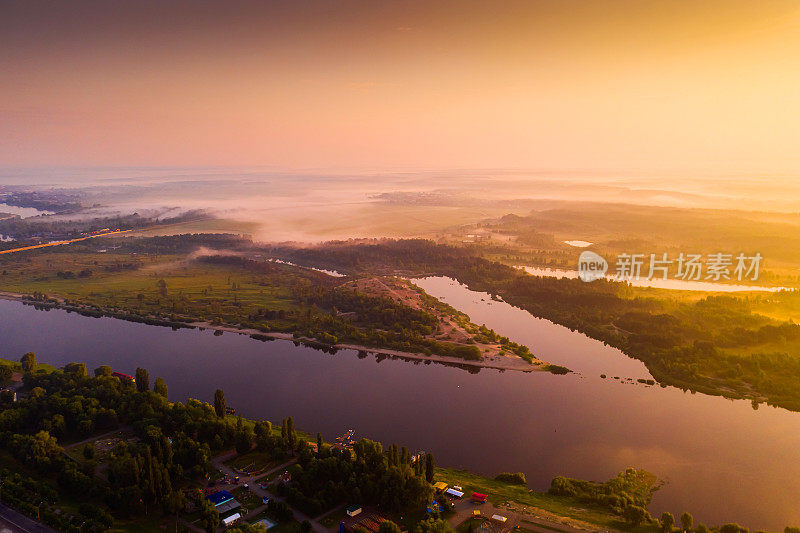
left=194, top=321, right=540, bottom=372
left=0, top=291, right=543, bottom=373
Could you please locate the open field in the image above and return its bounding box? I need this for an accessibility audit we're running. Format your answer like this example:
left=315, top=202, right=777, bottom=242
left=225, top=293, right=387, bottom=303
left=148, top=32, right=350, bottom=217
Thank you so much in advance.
left=435, top=468, right=654, bottom=533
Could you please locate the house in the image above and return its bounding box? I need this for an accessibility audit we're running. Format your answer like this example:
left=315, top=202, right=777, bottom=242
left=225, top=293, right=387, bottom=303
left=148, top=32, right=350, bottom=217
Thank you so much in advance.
left=206, top=490, right=235, bottom=507
left=346, top=505, right=363, bottom=517
left=216, top=499, right=242, bottom=515
left=491, top=515, right=507, bottom=524
left=222, top=513, right=242, bottom=527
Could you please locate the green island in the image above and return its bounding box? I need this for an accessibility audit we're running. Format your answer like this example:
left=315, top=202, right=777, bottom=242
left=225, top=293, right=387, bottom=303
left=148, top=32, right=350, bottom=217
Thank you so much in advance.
left=0, top=355, right=779, bottom=533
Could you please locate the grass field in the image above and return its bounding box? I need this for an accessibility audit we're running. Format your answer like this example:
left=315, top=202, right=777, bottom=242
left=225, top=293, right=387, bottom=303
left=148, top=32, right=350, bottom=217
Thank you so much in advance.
left=0, top=250, right=312, bottom=330
left=435, top=468, right=653, bottom=533
left=225, top=451, right=284, bottom=474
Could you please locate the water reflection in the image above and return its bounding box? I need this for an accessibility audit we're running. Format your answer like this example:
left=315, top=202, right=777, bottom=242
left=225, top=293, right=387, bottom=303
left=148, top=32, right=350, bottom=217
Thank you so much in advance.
left=1, top=290, right=799, bottom=530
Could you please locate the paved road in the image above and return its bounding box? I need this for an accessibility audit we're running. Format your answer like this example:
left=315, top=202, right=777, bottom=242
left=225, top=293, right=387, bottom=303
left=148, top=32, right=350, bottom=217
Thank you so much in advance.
left=0, top=502, right=56, bottom=533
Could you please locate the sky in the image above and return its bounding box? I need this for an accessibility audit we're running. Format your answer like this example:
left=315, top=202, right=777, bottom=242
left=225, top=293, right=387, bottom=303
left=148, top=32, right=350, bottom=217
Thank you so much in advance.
left=2, top=0, right=800, bottom=175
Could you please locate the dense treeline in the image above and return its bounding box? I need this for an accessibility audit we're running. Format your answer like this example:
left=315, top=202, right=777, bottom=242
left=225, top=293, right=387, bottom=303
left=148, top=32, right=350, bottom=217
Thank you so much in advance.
left=550, top=469, right=659, bottom=522
left=277, top=440, right=434, bottom=517
left=0, top=359, right=441, bottom=531
left=0, top=363, right=259, bottom=530
left=265, top=239, right=479, bottom=276
left=0, top=210, right=209, bottom=244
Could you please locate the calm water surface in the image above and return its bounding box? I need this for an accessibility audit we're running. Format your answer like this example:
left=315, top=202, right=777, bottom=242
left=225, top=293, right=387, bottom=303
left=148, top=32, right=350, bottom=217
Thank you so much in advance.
left=1, top=278, right=799, bottom=530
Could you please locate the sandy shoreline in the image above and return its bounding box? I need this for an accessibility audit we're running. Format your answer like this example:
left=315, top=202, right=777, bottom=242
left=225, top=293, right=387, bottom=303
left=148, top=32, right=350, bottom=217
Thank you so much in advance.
left=0, top=291, right=539, bottom=373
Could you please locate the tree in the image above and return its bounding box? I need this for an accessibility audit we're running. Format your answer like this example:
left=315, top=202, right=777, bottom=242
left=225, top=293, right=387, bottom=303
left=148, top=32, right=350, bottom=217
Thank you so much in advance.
left=254, top=421, right=271, bottom=450
left=135, top=367, right=150, bottom=392
left=379, top=521, right=402, bottom=533
left=214, top=389, right=226, bottom=418
left=0, top=365, right=11, bottom=383
left=300, top=521, right=313, bottom=533
left=235, top=427, right=254, bottom=455
left=95, top=365, right=113, bottom=377
left=696, top=525, right=709, bottom=533
left=662, top=512, right=675, bottom=533
left=154, top=377, right=168, bottom=399
left=20, top=352, right=36, bottom=373
left=624, top=506, right=649, bottom=527
left=285, top=417, right=297, bottom=450
left=414, top=518, right=453, bottom=533
left=425, top=452, right=435, bottom=483
left=681, top=512, right=693, bottom=532
left=64, top=362, right=87, bottom=378
left=157, top=278, right=168, bottom=297
left=317, top=432, right=324, bottom=454
left=495, top=472, right=526, bottom=485
left=199, top=499, right=220, bottom=533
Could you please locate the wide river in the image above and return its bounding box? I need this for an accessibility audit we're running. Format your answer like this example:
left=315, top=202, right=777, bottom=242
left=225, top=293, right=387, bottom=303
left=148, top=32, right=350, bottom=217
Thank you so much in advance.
left=1, top=277, right=799, bottom=530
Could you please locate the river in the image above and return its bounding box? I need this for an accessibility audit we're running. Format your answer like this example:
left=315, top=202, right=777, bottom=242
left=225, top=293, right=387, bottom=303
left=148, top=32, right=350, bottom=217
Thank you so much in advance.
left=516, top=266, right=792, bottom=292
left=1, top=279, right=799, bottom=530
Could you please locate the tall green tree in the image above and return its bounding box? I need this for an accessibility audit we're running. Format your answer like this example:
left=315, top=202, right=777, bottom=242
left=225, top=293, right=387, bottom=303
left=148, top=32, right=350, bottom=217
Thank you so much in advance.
left=425, top=452, right=435, bottom=483
left=154, top=377, right=168, bottom=399
left=254, top=421, right=271, bottom=450
left=95, top=365, right=113, bottom=377
left=64, top=362, right=87, bottom=378
left=135, top=368, right=150, bottom=392
left=20, top=352, right=36, bottom=373
left=285, top=417, right=297, bottom=450
left=624, top=506, right=649, bottom=527
left=199, top=498, right=220, bottom=533
left=662, top=512, right=675, bottom=533
left=214, top=389, right=226, bottom=418
left=681, top=512, right=693, bottom=533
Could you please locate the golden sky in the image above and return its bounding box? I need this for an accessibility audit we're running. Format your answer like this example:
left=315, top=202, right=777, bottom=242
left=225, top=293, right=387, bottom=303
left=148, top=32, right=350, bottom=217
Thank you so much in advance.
left=2, top=0, right=800, bottom=174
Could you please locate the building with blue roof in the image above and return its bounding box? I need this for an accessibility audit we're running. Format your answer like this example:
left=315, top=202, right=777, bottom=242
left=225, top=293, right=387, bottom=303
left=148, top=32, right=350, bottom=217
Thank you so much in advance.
left=206, top=490, right=235, bottom=506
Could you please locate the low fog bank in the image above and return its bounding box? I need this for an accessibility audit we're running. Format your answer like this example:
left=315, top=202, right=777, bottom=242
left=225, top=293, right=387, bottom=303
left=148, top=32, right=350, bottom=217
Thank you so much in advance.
left=2, top=168, right=798, bottom=242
